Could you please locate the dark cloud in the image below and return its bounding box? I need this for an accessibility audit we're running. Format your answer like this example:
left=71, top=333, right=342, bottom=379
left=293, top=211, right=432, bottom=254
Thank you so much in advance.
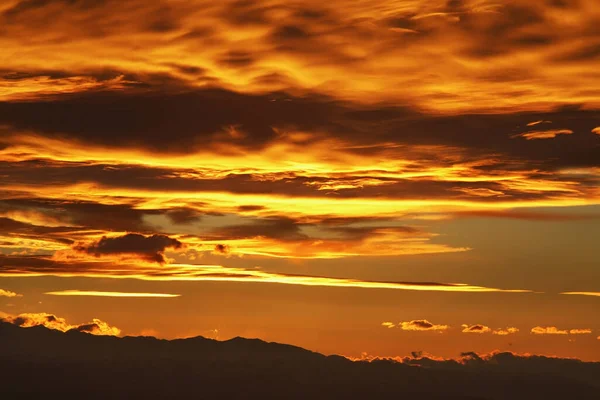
left=0, top=197, right=157, bottom=232
left=218, top=51, right=255, bottom=68
left=1, top=159, right=595, bottom=203
left=461, top=324, right=491, bottom=333
left=212, top=217, right=308, bottom=241
left=0, top=216, right=97, bottom=247
left=213, top=244, right=230, bottom=255
left=0, top=88, right=345, bottom=152
left=272, top=25, right=310, bottom=41
left=74, top=233, right=183, bottom=263
left=165, top=208, right=203, bottom=225
left=1, top=86, right=598, bottom=172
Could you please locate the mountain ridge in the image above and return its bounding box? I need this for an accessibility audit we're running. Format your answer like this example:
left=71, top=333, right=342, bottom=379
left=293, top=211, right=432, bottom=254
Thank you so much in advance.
left=1, top=321, right=599, bottom=399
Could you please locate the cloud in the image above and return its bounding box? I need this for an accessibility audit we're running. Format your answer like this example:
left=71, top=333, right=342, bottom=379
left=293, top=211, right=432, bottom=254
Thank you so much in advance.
left=492, top=327, right=519, bottom=336
left=0, top=255, right=532, bottom=293
left=592, top=127, right=600, bottom=135
left=45, top=290, right=180, bottom=298
left=460, top=324, right=519, bottom=335
left=381, top=322, right=395, bottom=328
left=512, top=129, right=573, bottom=140
left=461, top=324, right=491, bottom=334
left=531, top=326, right=568, bottom=335
left=74, top=233, right=183, bottom=263
left=561, top=291, right=600, bottom=297
left=0, top=289, right=22, bottom=297
left=399, top=320, right=449, bottom=331
left=530, top=326, right=593, bottom=336
left=212, top=244, right=231, bottom=255
left=529, top=326, right=595, bottom=336
left=0, top=312, right=120, bottom=336
left=569, top=329, right=592, bottom=335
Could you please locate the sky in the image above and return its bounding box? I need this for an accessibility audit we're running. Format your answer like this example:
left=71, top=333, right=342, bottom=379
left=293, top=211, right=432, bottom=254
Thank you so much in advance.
left=0, top=0, right=599, bottom=361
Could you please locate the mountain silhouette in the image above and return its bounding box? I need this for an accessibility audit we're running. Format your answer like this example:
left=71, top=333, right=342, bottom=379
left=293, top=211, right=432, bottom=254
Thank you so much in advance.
left=1, top=321, right=599, bottom=399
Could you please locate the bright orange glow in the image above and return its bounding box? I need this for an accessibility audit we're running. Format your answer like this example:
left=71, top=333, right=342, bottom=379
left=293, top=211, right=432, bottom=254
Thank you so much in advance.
left=1, top=0, right=599, bottom=364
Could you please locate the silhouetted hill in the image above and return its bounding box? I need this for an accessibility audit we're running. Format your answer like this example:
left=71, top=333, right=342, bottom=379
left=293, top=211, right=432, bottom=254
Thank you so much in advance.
left=1, top=321, right=599, bottom=399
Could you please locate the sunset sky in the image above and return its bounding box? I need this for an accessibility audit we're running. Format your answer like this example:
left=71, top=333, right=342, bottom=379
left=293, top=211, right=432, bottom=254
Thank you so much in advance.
left=0, top=0, right=599, bottom=361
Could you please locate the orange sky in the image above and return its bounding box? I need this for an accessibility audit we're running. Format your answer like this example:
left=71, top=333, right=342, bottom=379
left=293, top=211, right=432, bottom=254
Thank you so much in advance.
left=0, top=0, right=599, bottom=361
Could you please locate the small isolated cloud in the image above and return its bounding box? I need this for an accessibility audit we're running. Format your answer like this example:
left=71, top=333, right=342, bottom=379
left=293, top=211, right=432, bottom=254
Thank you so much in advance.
left=461, top=324, right=519, bottom=335
left=74, top=233, right=183, bottom=263
left=569, top=329, right=592, bottom=335
left=213, top=243, right=231, bottom=255
left=493, top=327, right=519, bottom=336
left=0, top=312, right=120, bottom=336
left=531, top=326, right=568, bottom=335
left=461, top=324, right=491, bottom=334
left=381, top=321, right=395, bottom=328
left=561, top=291, right=600, bottom=297
left=592, top=127, right=600, bottom=135
left=526, top=120, right=552, bottom=126
left=0, top=289, right=22, bottom=298
left=512, top=129, right=573, bottom=140
left=399, top=320, right=448, bottom=331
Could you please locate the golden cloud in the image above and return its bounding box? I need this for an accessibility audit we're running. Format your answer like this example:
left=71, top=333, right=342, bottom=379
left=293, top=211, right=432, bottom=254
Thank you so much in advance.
left=0, top=288, right=22, bottom=297
left=0, top=312, right=120, bottom=336
left=561, top=292, right=600, bottom=297
left=531, top=326, right=568, bottom=335
left=0, top=255, right=533, bottom=293
left=492, top=327, right=519, bottom=336
left=399, top=320, right=449, bottom=331
left=530, top=326, right=592, bottom=335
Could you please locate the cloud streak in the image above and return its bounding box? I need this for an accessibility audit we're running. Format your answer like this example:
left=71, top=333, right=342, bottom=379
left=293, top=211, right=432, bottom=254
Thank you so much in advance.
left=45, top=290, right=181, bottom=298
left=0, top=255, right=532, bottom=293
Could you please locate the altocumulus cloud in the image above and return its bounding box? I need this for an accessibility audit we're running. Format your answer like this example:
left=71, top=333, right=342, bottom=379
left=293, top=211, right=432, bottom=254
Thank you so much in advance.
left=492, top=327, right=519, bottom=336
left=461, top=324, right=520, bottom=335
left=399, top=320, right=449, bottom=332
left=0, top=312, right=120, bottom=336
left=461, top=324, right=492, bottom=334
left=531, top=326, right=593, bottom=335
left=74, top=233, right=183, bottom=263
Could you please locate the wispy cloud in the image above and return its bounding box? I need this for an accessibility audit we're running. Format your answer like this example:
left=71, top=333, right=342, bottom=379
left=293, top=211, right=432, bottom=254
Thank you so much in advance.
left=45, top=290, right=180, bottom=298
left=561, top=292, right=600, bottom=297
left=0, top=255, right=533, bottom=293
left=512, top=129, right=573, bottom=140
